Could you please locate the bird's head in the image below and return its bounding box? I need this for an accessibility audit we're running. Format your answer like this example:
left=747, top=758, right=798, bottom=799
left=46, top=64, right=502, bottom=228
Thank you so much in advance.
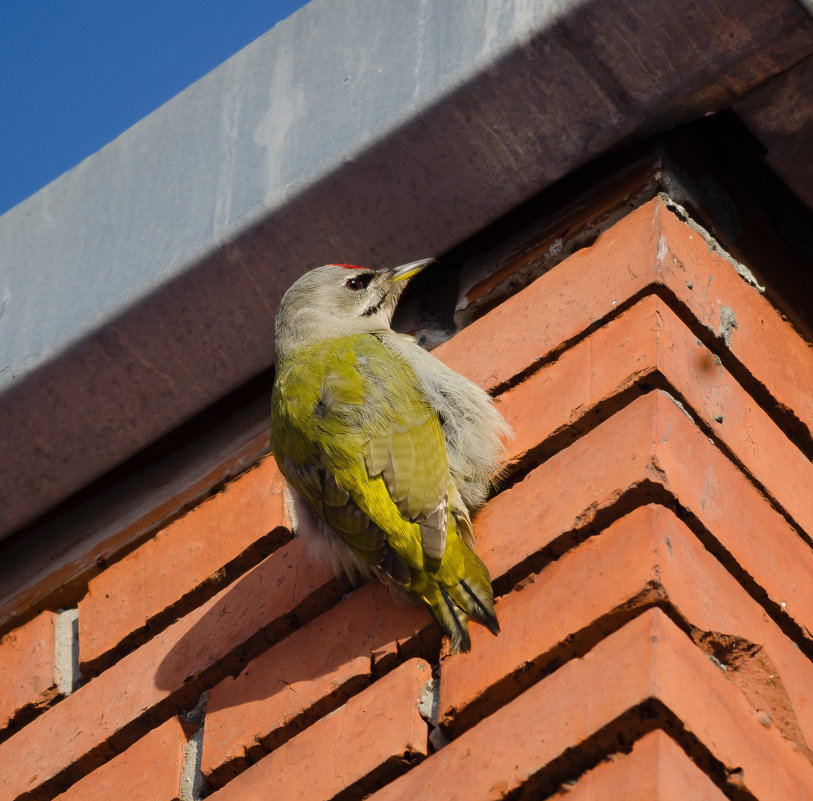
left=274, top=258, right=433, bottom=359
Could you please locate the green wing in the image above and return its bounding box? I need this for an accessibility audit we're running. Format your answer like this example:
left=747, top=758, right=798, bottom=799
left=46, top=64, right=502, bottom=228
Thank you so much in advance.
left=271, top=333, right=500, bottom=652
left=270, top=334, right=449, bottom=576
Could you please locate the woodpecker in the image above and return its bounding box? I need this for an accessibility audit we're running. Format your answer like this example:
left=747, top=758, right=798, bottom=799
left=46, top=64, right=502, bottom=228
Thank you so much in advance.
left=270, top=259, right=511, bottom=652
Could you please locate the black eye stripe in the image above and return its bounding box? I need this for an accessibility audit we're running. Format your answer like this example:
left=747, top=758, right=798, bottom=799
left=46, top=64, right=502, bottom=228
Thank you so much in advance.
left=345, top=273, right=373, bottom=291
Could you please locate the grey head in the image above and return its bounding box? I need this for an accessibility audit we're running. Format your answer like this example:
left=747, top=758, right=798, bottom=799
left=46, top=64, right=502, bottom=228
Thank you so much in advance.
left=273, top=258, right=433, bottom=361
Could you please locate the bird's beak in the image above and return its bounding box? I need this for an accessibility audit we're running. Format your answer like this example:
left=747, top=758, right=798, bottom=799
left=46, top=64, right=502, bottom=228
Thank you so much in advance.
left=385, top=258, right=435, bottom=283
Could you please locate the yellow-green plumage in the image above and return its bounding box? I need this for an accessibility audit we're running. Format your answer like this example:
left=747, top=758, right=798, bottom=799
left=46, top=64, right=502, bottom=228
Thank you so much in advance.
left=271, top=333, right=499, bottom=652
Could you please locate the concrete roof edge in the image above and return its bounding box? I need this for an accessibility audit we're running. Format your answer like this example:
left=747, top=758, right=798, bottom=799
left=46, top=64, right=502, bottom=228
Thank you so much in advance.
left=1, top=0, right=812, bottom=538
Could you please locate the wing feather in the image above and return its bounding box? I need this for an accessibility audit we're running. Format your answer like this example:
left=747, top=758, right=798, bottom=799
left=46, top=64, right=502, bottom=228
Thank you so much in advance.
left=272, top=335, right=453, bottom=572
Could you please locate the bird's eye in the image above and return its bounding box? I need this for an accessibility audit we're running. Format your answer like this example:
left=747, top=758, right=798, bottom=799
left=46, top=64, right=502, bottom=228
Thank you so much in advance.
left=344, top=273, right=372, bottom=291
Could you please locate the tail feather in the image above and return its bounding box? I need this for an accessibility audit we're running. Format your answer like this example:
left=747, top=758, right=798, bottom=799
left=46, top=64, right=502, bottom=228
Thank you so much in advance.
left=438, top=585, right=472, bottom=653
left=459, top=578, right=500, bottom=636
left=429, top=545, right=499, bottom=653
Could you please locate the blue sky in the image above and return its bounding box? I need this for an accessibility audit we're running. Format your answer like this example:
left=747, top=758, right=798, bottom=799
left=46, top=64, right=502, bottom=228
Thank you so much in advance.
left=0, top=0, right=307, bottom=216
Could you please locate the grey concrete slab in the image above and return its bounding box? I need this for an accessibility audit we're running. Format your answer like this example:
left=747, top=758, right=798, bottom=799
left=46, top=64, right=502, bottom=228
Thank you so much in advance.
left=1, top=0, right=812, bottom=538
left=735, top=53, right=813, bottom=214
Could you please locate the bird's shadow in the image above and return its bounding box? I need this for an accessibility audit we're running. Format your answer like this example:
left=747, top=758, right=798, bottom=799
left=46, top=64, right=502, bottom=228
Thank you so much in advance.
left=154, top=534, right=439, bottom=776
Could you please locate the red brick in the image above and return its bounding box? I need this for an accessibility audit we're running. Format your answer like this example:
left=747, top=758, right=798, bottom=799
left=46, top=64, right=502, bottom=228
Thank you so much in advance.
left=0, top=426, right=269, bottom=637
left=646, top=391, right=813, bottom=636
left=372, top=610, right=813, bottom=801
left=207, top=658, right=430, bottom=801
left=79, top=455, right=290, bottom=669
left=202, top=580, right=430, bottom=787
left=553, top=730, right=727, bottom=800
left=52, top=717, right=186, bottom=801
left=658, top=202, right=812, bottom=436
left=437, top=197, right=813, bottom=438
left=0, top=537, right=337, bottom=801
left=497, top=294, right=812, bottom=536
left=455, top=152, right=664, bottom=318
left=441, top=505, right=813, bottom=753
left=477, top=391, right=813, bottom=646
left=0, top=611, right=58, bottom=731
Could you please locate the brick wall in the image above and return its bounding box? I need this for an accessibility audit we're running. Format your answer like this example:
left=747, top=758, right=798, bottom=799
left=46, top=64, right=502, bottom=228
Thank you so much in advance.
left=1, top=195, right=811, bottom=800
